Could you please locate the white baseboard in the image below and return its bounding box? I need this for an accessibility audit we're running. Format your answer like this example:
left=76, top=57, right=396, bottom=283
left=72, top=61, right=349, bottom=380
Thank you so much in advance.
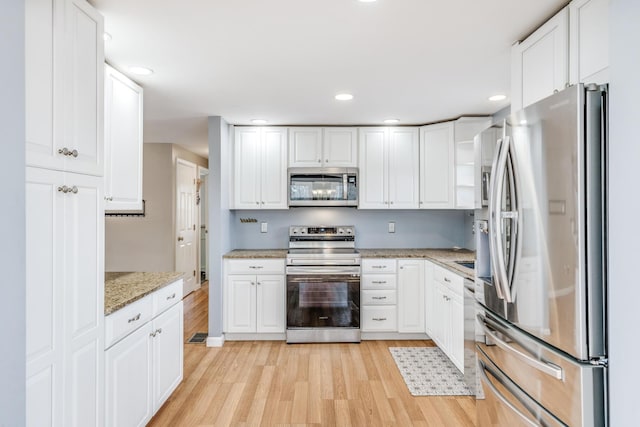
left=361, top=332, right=430, bottom=341
left=206, top=335, right=225, bottom=347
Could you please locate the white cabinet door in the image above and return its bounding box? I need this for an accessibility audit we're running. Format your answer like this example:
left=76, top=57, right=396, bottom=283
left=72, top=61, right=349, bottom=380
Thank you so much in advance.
left=420, top=123, right=455, bottom=209
left=511, top=7, right=569, bottom=112
left=25, top=0, right=65, bottom=172
left=449, top=292, right=464, bottom=373
left=256, top=275, right=285, bottom=333
left=424, top=260, right=436, bottom=336
left=260, top=127, right=288, bottom=209
left=432, top=282, right=448, bottom=351
left=63, top=0, right=104, bottom=176
left=105, top=322, right=153, bottom=427
left=63, top=172, right=104, bottom=427
left=323, top=128, right=358, bottom=167
left=226, top=275, right=257, bottom=333
left=104, top=64, right=143, bottom=211
left=288, top=127, right=322, bottom=167
left=388, top=128, right=420, bottom=209
left=152, top=302, right=184, bottom=412
left=233, top=128, right=261, bottom=209
left=358, top=128, right=388, bottom=209
left=397, top=259, right=425, bottom=333
left=569, top=0, right=609, bottom=84
left=25, top=167, right=65, bottom=427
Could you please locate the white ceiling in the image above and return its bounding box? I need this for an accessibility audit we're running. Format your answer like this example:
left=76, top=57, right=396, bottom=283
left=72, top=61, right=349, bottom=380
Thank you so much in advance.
left=90, top=0, right=568, bottom=158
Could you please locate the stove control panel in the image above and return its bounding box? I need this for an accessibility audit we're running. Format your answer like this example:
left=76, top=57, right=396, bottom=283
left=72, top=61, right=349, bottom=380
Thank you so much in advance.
left=289, top=225, right=355, bottom=237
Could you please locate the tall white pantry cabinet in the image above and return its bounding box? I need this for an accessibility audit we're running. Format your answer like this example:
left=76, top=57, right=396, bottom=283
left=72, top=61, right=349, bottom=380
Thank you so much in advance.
left=25, top=0, right=105, bottom=426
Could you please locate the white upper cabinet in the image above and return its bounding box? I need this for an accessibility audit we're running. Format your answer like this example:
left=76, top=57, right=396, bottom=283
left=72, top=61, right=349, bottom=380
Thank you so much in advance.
left=104, top=64, right=143, bottom=211
left=419, top=122, right=455, bottom=209
left=288, top=127, right=358, bottom=168
left=569, top=0, right=610, bottom=85
left=454, top=117, right=491, bottom=209
left=233, top=127, right=288, bottom=209
left=359, top=127, right=419, bottom=209
left=511, top=6, right=569, bottom=112
left=26, top=0, right=104, bottom=176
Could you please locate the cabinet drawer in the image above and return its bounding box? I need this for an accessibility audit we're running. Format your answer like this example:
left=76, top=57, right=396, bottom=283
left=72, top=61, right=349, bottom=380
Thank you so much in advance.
left=361, top=289, right=396, bottom=305
left=153, top=279, right=183, bottom=317
left=226, top=259, right=285, bottom=275
left=361, top=274, right=397, bottom=289
left=362, top=259, right=397, bottom=274
left=434, top=265, right=463, bottom=294
left=361, top=306, right=397, bottom=331
left=105, top=295, right=153, bottom=349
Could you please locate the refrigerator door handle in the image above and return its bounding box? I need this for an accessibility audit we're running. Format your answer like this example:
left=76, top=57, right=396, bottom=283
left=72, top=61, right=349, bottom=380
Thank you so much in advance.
left=478, top=314, right=564, bottom=380
left=490, top=136, right=511, bottom=300
left=478, top=361, right=540, bottom=427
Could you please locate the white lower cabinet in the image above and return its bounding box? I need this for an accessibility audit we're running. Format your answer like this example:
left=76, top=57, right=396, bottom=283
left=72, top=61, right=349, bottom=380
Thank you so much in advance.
left=105, top=285, right=183, bottom=427
left=361, top=259, right=398, bottom=332
left=224, top=259, right=286, bottom=335
left=431, top=266, right=464, bottom=372
left=397, top=259, right=425, bottom=333
left=424, top=260, right=436, bottom=336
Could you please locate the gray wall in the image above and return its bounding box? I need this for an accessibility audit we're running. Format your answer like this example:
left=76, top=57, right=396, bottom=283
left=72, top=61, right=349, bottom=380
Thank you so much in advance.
left=105, top=143, right=207, bottom=272
left=0, top=0, right=26, bottom=424
left=230, top=209, right=469, bottom=249
left=208, top=117, right=232, bottom=338
left=608, top=0, right=639, bottom=424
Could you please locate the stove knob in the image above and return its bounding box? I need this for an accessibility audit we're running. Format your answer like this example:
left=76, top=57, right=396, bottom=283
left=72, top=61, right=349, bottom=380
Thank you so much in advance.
left=346, top=228, right=353, bottom=234
left=292, top=228, right=298, bottom=234
left=338, top=228, right=344, bottom=234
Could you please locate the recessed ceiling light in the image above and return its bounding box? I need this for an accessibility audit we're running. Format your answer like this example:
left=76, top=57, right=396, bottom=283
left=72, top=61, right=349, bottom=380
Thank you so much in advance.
left=489, top=94, right=507, bottom=102
left=251, top=119, right=268, bottom=125
left=128, top=66, right=154, bottom=76
left=103, top=32, right=112, bottom=42
left=384, top=119, right=400, bottom=124
left=335, top=93, right=354, bottom=101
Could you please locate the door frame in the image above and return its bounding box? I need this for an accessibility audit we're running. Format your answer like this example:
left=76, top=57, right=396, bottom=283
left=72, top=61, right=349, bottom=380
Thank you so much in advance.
left=198, top=166, right=209, bottom=283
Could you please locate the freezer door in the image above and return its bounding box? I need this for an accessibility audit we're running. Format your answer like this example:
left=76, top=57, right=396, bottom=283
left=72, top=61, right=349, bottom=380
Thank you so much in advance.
left=495, top=84, right=606, bottom=360
left=477, top=309, right=606, bottom=427
left=477, top=348, right=566, bottom=427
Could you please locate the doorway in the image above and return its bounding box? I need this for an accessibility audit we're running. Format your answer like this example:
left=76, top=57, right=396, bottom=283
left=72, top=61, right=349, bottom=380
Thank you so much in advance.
left=176, top=158, right=198, bottom=296
left=198, top=166, right=209, bottom=283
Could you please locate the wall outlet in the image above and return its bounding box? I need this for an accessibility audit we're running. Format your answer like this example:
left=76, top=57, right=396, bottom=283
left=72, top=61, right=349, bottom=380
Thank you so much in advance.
left=388, top=221, right=395, bottom=233
left=260, top=222, right=268, bottom=233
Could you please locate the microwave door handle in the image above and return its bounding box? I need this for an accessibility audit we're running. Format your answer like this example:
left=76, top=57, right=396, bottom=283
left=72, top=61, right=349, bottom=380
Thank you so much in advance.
left=478, top=361, right=540, bottom=427
left=477, top=314, right=563, bottom=380
left=343, top=174, right=348, bottom=200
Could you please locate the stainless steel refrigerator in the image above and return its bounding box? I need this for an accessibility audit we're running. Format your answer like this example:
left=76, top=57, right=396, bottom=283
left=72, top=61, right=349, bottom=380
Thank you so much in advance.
left=475, top=84, right=608, bottom=427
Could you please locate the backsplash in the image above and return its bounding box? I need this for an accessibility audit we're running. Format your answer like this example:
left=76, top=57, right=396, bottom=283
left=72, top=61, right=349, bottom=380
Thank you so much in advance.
left=229, top=208, right=471, bottom=249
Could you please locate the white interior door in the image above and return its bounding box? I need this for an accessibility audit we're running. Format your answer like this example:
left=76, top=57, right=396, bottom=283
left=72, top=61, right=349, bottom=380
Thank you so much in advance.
left=176, top=158, right=198, bottom=296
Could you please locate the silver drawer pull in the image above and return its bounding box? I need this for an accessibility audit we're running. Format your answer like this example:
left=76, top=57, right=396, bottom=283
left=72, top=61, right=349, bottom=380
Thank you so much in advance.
left=166, top=293, right=176, bottom=300
left=444, top=277, right=451, bottom=283
left=128, top=313, right=141, bottom=323
left=371, top=280, right=387, bottom=284
left=372, top=296, right=387, bottom=300
left=372, top=265, right=387, bottom=269
left=249, top=265, right=263, bottom=269
left=372, top=317, right=387, bottom=321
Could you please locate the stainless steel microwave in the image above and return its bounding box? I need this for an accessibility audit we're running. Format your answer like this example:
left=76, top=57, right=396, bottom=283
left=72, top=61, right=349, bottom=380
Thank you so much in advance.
left=288, top=168, right=358, bottom=207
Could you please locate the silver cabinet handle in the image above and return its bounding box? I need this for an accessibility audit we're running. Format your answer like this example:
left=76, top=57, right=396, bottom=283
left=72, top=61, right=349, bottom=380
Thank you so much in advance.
left=371, top=265, right=387, bottom=269
left=372, top=317, right=387, bottom=321
left=444, top=277, right=451, bottom=283
left=104, top=196, right=113, bottom=201
left=249, top=265, right=263, bottom=269
left=371, top=280, right=387, bottom=284
left=156, top=328, right=162, bottom=335
left=390, top=201, right=393, bottom=205
left=128, top=313, right=141, bottom=323
left=255, top=201, right=259, bottom=205
left=57, top=147, right=78, bottom=157
left=69, top=186, right=78, bottom=194
left=251, top=281, right=255, bottom=286
left=58, top=185, right=69, bottom=193
left=261, top=201, right=265, bottom=205
left=150, top=331, right=156, bottom=338
left=317, top=159, right=321, bottom=163
left=325, top=159, right=329, bottom=163
left=372, top=296, right=387, bottom=300
left=478, top=314, right=563, bottom=380
left=177, top=236, right=184, bottom=242
left=166, top=293, right=176, bottom=300
left=256, top=282, right=261, bottom=285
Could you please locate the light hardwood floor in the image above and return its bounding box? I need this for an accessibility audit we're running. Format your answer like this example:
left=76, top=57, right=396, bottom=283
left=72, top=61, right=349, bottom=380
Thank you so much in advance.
left=148, top=284, right=476, bottom=427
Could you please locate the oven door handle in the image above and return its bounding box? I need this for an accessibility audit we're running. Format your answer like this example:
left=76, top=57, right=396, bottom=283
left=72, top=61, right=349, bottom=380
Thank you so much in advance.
left=286, top=266, right=360, bottom=276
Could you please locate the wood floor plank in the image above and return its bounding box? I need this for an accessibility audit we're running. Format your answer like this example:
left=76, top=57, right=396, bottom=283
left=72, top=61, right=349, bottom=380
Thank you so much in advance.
left=148, top=284, right=478, bottom=427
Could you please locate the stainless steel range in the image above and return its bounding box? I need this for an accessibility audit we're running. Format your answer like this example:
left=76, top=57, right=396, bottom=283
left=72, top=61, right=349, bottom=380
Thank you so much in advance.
left=286, top=226, right=361, bottom=343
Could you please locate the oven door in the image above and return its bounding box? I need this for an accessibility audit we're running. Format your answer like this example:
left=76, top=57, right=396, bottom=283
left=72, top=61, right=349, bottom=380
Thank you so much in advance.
left=286, top=268, right=360, bottom=330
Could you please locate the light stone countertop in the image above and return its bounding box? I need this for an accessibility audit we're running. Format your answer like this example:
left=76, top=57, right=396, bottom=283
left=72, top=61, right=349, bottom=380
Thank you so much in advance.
left=223, top=249, right=289, bottom=259
left=222, top=248, right=475, bottom=280
left=105, top=272, right=184, bottom=315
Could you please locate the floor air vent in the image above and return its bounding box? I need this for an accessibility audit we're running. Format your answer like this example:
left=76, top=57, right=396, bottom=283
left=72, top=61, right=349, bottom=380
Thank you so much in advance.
left=187, top=332, right=208, bottom=344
